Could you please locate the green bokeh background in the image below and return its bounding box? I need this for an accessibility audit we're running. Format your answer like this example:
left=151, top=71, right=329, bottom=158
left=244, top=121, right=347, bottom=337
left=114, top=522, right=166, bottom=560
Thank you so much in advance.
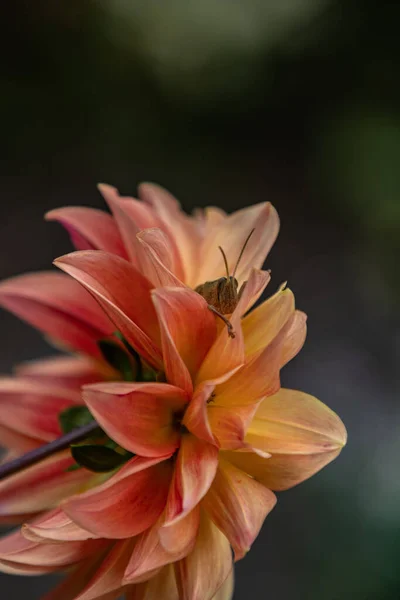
left=1, top=1, right=399, bottom=598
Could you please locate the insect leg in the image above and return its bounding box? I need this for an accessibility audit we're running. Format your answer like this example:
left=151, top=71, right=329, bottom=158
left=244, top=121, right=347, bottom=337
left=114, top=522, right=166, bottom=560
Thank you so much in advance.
left=207, top=305, right=235, bottom=338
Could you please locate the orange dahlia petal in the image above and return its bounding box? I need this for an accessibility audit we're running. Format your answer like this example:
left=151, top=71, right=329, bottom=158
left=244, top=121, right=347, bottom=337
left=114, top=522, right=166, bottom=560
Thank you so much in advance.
left=202, top=458, right=276, bottom=560
left=15, top=355, right=110, bottom=390
left=0, top=272, right=113, bottom=358
left=83, top=381, right=188, bottom=457
left=54, top=250, right=163, bottom=369
left=164, top=435, right=218, bottom=525
left=63, top=456, right=172, bottom=538
left=242, top=283, right=295, bottom=357
left=174, top=512, right=232, bottom=600
left=152, top=287, right=217, bottom=394
left=226, top=388, right=346, bottom=491
left=136, top=228, right=186, bottom=287
left=23, top=508, right=98, bottom=542
left=194, top=202, right=279, bottom=287
left=0, top=450, right=94, bottom=518
left=138, top=183, right=200, bottom=286
left=45, top=206, right=127, bottom=258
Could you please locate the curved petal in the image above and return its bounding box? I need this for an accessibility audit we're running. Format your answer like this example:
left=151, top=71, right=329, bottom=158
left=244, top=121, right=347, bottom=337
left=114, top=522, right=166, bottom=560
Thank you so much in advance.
left=214, top=310, right=307, bottom=408
left=207, top=403, right=259, bottom=451
left=63, top=456, right=172, bottom=538
left=235, top=268, right=271, bottom=317
left=0, top=429, right=41, bottom=456
left=74, top=539, right=135, bottom=600
left=45, top=206, right=127, bottom=258
left=124, top=508, right=199, bottom=583
left=194, top=310, right=244, bottom=388
left=242, top=283, right=295, bottom=357
left=83, top=382, right=189, bottom=457
left=0, top=272, right=113, bottom=357
left=174, top=512, right=232, bottom=600
left=126, top=565, right=179, bottom=600
left=164, top=435, right=218, bottom=525
left=246, top=388, right=347, bottom=455
left=194, top=202, right=279, bottom=287
left=136, top=229, right=185, bottom=287
left=182, top=382, right=216, bottom=445
left=158, top=505, right=200, bottom=555
left=0, top=378, right=80, bottom=442
left=212, top=569, right=234, bottom=600
left=23, top=508, right=98, bottom=542
left=16, top=355, right=110, bottom=389
left=226, top=388, right=347, bottom=491
left=54, top=251, right=162, bottom=369
left=193, top=206, right=227, bottom=237
left=40, top=552, right=110, bottom=600
left=0, top=528, right=106, bottom=574
left=202, top=459, right=276, bottom=560
left=152, top=288, right=217, bottom=394
left=138, top=183, right=201, bottom=287
left=98, top=183, right=163, bottom=268
left=0, top=451, right=95, bottom=517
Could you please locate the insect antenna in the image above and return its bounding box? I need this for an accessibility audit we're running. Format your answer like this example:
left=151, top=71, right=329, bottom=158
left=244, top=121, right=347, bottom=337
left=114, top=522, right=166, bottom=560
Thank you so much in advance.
left=218, top=246, right=231, bottom=279
left=232, top=228, right=255, bottom=278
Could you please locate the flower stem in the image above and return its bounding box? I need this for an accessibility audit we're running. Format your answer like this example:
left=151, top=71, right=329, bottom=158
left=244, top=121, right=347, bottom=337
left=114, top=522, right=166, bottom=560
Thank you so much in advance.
left=0, top=421, right=101, bottom=481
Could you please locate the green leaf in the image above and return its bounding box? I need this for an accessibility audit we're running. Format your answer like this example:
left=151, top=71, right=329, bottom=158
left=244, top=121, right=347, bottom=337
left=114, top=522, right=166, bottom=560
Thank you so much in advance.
left=98, top=339, right=137, bottom=381
left=66, top=462, right=82, bottom=472
left=70, top=444, right=132, bottom=473
left=59, top=406, right=95, bottom=435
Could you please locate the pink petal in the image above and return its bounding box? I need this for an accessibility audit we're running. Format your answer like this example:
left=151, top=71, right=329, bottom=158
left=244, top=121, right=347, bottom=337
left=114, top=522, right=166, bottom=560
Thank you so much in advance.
left=99, top=183, right=163, bottom=268
left=125, top=508, right=199, bottom=583
left=193, top=206, right=227, bottom=237
left=45, top=206, right=128, bottom=258
left=125, top=565, right=179, bottom=600
left=0, top=272, right=114, bottom=357
left=152, top=288, right=217, bottom=394
left=227, top=388, right=347, bottom=491
left=74, top=539, right=135, bottom=600
left=83, top=382, right=189, bottom=457
left=182, top=382, right=216, bottom=445
left=54, top=250, right=163, bottom=369
left=194, top=309, right=244, bottom=388
left=0, top=451, right=95, bottom=517
left=0, top=528, right=106, bottom=574
left=174, top=512, right=232, bottom=600
left=0, top=427, right=41, bottom=455
left=138, top=183, right=201, bottom=287
left=63, top=456, right=172, bottom=538
left=194, top=202, right=279, bottom=287
left=136, top=228, right=185, bottom=287
left=164, top=435, right=218, bottom=525
left=0, top=378, right=80, bottom=442
left=40, top=552, right=114, bottom=600
left=202, top=458, right=276, bottom=559
left=158, top=505, right=200, bottom=555
left=23, top=508, right=98, bottom=542
left=15, top=355, right=110, bottom=389
left=235, top=268, right=271, bottom=316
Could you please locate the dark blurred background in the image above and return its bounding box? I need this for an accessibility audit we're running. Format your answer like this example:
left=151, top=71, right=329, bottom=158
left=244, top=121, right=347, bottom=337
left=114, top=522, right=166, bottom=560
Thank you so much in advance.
left=1, top=1, right=399, bottom=598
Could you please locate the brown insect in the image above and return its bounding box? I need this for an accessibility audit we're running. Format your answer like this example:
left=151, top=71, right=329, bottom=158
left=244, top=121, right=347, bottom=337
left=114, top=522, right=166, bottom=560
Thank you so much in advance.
left=195, top=229, right=255, bottom=338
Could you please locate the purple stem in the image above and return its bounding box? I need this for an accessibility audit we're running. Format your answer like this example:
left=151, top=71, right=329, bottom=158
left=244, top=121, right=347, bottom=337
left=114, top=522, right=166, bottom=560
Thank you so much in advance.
left=0, top=421, right=101, bottom=481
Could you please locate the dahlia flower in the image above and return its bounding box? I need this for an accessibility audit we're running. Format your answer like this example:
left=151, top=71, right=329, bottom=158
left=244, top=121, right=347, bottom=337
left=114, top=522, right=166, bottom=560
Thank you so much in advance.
left=0, top=183, right=346, bottom=600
